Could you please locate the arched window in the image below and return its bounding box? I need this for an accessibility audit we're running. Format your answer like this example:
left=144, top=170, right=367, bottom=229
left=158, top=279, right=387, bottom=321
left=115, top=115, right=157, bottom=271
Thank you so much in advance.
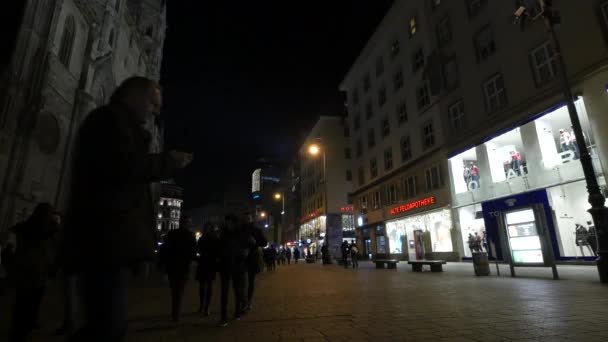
left=58, top=15, right=76, bottom=67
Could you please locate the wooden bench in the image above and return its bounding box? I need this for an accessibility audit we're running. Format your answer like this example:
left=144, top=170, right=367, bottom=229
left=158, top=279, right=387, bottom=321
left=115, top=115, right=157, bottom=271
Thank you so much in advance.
left=407, top=260, right=446, bottom=272
left=373, top=259, right=399, bottom=269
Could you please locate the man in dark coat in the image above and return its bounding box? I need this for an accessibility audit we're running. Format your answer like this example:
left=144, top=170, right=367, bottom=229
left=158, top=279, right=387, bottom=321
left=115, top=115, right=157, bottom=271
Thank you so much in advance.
left=64, top=77, right=192, bottom=341
left=293, top=247, right=300, bottom=264
left=243, top=221, right=267, bottom=312
left=161, top=216, right=196, bottom=322
left=196, top=223, right=219, bottom=316
left=218, top=215, right=255, bottom=327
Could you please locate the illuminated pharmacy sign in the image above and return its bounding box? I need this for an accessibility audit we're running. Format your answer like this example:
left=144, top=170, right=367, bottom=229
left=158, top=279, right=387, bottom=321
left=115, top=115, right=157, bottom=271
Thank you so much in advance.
left=390, top=196, right=436, bottom=215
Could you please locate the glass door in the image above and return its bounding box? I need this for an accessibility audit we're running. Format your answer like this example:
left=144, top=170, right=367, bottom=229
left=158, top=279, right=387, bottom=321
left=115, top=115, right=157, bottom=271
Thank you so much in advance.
left=505, top=208, right=544, bottom=264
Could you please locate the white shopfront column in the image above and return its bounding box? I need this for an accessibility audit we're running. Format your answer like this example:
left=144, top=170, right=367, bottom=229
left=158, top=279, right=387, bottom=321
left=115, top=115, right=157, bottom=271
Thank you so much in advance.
left=476, top=144, right=493, bottom=199
left=520, top=120, right=549, bottom=188
left=583, top=74, right=608, bottom=178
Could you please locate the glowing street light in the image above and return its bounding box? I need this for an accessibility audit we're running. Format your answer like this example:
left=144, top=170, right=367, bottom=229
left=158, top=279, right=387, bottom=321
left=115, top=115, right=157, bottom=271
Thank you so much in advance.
left=308, top=144, right=320, bottom=155
left=260, top=212, right=266, bottom=218
left=274, top=193, right=282, bottom=200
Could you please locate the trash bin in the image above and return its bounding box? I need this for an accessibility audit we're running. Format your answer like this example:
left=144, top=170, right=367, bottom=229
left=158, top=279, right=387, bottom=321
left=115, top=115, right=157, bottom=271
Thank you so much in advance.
left=472, top=252, right=490, bottom=276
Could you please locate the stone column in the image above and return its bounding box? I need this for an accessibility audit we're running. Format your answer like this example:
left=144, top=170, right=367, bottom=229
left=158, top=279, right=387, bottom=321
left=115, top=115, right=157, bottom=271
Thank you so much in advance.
left=582, top=73, right=608, bottom=179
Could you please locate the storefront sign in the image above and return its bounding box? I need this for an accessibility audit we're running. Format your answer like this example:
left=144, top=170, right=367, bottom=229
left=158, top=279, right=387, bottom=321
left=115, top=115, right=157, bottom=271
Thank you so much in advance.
left=300, top=209, right=321, bottom=223
left=340, top=206, right=354, bottom=212
left=390, top=196, right=436, bottom=215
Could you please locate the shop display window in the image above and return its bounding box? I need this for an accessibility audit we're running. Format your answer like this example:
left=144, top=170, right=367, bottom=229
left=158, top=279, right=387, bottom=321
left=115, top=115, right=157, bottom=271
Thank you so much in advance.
left=342, top=214, right=355, bottom=231
left=457, top=204, right=488, bottom=258
left=299, top=216, right=326, bottom=240
left=386, top=208, right=453, bottom=254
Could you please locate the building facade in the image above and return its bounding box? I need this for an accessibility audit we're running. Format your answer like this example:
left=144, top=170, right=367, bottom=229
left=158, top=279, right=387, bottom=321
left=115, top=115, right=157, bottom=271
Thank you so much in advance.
left=298, top=116, right=354, bottom=259
left=157, top=180, right=183, bottom=242
left=341, top=0, right=608, bottom=264
left=0, top=0, right=167, bottom=232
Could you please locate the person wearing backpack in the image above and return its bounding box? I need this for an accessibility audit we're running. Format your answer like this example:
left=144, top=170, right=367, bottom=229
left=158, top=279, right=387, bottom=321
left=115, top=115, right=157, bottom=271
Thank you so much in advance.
left=349, top=241, right=359, bottom=269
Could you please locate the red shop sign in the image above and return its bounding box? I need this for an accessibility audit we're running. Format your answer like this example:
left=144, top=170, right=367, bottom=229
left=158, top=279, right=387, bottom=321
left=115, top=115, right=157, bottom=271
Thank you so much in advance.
left=390, top=196, right=436, bottom=215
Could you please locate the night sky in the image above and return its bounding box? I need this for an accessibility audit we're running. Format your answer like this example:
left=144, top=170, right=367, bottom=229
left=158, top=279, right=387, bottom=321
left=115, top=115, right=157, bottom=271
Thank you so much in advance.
left=160, top=1, right=394, bottom=207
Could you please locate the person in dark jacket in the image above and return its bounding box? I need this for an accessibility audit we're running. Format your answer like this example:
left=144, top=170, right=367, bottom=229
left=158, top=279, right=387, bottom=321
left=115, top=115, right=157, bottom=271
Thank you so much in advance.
left=243, top=222, right=267, bottom=311
left=10, top=203, right=60, bottom=342
left=64, top=77, right=193, bottom=341
left=286, top=247, right=292, bottom=265
left=196, top=223, right=219, bottom=316
left=341, top=241, right=350, bottom=268
left=218, top=214, right=255, bottom=327
left=162, top=216, right=196, bottom=322
left=293, top=247, right=300, bottom=264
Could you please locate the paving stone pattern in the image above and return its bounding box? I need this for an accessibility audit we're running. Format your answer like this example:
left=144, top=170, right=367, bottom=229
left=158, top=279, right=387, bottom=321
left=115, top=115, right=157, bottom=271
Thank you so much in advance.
left=1, top=262, right=608, bottom=341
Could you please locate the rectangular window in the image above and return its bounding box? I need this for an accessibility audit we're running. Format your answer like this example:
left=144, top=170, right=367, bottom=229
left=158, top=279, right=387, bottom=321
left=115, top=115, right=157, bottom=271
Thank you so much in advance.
left=466, top=0, right=487, bottom=18
left=474, top=25, right=496, bottom=62
left=346, top=170, right=352, bottom=181
left=405, top=176, right=417, bottom=199
left=412, top=48, right=425, bottom=72
left=422, top=121, right=435, bottom=149
left=370, top=158, right=378, bottom=178
left=416, top=81, right=430, bottom=110
left=356, top=139, right=363, bottom=157
left=344, top=124, right=350, bottom=137
left=368, top=128, right=376, bottom=148
left=483, top=73, right=507, bottom=113
left=353, top=113, right=361, bottom=131
left=388, top=184, right=398, bottom=204
left=530, top=41, right=557, bottom=84
left=381, top=117, right=390, bottom=138
left=384, top=148, right=393, bottom=171
left=365, top=101, right=373, bottom=119
left=409, top=17, right=417, bottom=37
left=437, top=15, right=452, bottom=44
left=397, top=101, right=408, bottom=125
left=449, top=100, right=466, bottom=129
left=363, top=74, right=371, bottom=93
left=359, top=195, right=368, bottom=211
left=378, top=86, right=387, bottom=107
left=443, top=58, right=459, bottom=90
left=372, top=191, right=381, bottom=209
left=376, top=56, right=384, bottom=77
left=358, top=166, right=365, bottom=186
left=345, top=147, right=352, bottom=159
left=400, top=136, right=412, bottom=162
left=425, top=165, right=442, bottom=191
left=390, top=39, right=400, bottom=59
left=352, top=89, right=359, bottom=105
left=393, top=69, right=404, bottom=91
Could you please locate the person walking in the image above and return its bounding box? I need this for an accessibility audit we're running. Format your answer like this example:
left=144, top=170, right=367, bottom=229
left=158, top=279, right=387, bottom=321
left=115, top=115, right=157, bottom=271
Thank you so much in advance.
left=286, top=247, right=292, bottom=265
left=243, top=221, right=267, bottom=312
left=350, top=242, right=359, bottom=269
left=268, top=245, right=277, bottom=271
left=279, top=248, right=286, bottom=266
left=64, top=77, right=193, bottom=341
left=10, top=203, right=60, bottom=342
left=161, top=216, right=196, bottom=322
left=196, top=223, right=219, bottom=317
left=293, top=247, right=300, bottom=264
left=218, top=215, right=255, bottom=327
left=341, top=240, right=350, bottom=269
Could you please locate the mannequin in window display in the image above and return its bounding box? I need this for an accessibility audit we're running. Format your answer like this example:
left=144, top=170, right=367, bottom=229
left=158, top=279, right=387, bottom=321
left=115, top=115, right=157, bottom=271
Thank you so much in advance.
left=482, top=231, right=488, bottom=253
left=467, top=233, right=475, bottom=255
left=587, top=221, right=598, bottom=256
left=575, top=223, right=594, bottom=256
left=510, top=150, right=522, bottom=176
left=463, top=164, right=471, bottom=184
left=474, top=232, right=483, bottom=252
left=559, top=129, right=571, bottom=152
left=470, top=162, right=480, bottom=184
left=569, top=126, right=581, bottom=160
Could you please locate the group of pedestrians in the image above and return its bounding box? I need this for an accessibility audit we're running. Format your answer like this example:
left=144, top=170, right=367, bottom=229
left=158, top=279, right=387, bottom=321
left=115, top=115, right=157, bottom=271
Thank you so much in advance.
left=341, top=241, right=359, bottom=269
left=263, top=245, right=303, bottom=270
left=159, top=213, right=267, bottom=327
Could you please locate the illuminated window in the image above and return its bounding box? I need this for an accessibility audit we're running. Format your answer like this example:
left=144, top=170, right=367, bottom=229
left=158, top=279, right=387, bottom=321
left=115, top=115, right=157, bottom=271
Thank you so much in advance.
left=409, top=17, right=417, bottom=37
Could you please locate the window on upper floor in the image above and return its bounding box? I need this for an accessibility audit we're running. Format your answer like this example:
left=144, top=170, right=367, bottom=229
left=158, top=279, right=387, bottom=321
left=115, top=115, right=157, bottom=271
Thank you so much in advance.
left=466, top=0, right=488, bottom=18
left=404, top=176, right=417, bottom=199
left=358, top=166, right=365, bottom=186
left=396, top=101, right=408, bottom=125
left=351, top=89, right=359, bottom=105
left=412, top=48, right=425, bottom=72
left=381, top=117, right=390, bottom=138
left=474, top=25, right=496, bottom=62
left=530, top=41, right=557, bottom=85
left=449, top=100, right=466, bottom=129
left=363, top=74, right=371, bottom=93
left=483, top=73, right=507, bottom=113
left=356, top=139, right=363, bottom=157
left=388, top=184, right=398, bottom=204
left=400, top=136, right=412, bottom=163
left=365, top=101, right=374, bottom=119
left=384, top=148, right=393, bottom=171
left=58, top=15, right=76, bottom=68
left=367, top=128, right=376, bottom=148
left=393, top=69, right=404, bottom=92
left=422, top=121, right=435, bottom=149
left=409, top=17, right=418, bottom=37
left=353, top=113, right=361, bottom=131
left=359, top=194, right=368, bottom=211
left=344, top=124, right=351, bottom=137
left=416, top=81, right=431, bottom=110
left=378, top=86, right=387, bottom=107
left=370, top=158, right=378, bottom=179
left=425, top=165, right=442, bottom=191
left=443, top=57, right=459, bottom=90
left=345, top=147, right=352, bottom=159
left=390, top=39, right=400, bottom=59
left=376, top=56, right=384, bottom=76
left=437, top=15, right=452, bottom=45
left=372, top=190, right=381, bottom=209
left=346, top=170, right=352, bottom=181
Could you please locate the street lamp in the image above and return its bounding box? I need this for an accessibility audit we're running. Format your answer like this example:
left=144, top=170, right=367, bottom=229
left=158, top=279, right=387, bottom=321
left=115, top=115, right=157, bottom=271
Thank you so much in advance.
left=260, top=211, right=266, bottom=218
left=307, top=141, right=330, bottom=263
left=515, top=0, right=608, bottom=282
left=274, top=192, right=285, bottom=215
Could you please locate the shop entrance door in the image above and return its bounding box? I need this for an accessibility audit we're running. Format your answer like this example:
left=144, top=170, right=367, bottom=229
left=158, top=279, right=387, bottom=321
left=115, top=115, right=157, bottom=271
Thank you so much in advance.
left=408, top=230, right=425, bottom=260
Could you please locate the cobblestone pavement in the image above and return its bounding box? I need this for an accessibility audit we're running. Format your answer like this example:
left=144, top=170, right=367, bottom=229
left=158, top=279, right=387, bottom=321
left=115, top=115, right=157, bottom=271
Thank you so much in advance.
left=2, top=261, right=608, bottom=341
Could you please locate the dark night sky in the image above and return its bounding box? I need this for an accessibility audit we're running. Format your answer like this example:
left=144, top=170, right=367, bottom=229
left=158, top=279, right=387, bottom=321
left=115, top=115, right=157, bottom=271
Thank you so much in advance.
left=160, top=1, right=394, bottom=207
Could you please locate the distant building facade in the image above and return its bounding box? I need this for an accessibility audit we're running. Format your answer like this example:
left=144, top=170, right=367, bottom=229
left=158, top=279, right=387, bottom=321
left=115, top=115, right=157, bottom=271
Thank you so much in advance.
left=157, top=180, right=183, bottom=241
left=0, top=0, right=167, bottom=232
